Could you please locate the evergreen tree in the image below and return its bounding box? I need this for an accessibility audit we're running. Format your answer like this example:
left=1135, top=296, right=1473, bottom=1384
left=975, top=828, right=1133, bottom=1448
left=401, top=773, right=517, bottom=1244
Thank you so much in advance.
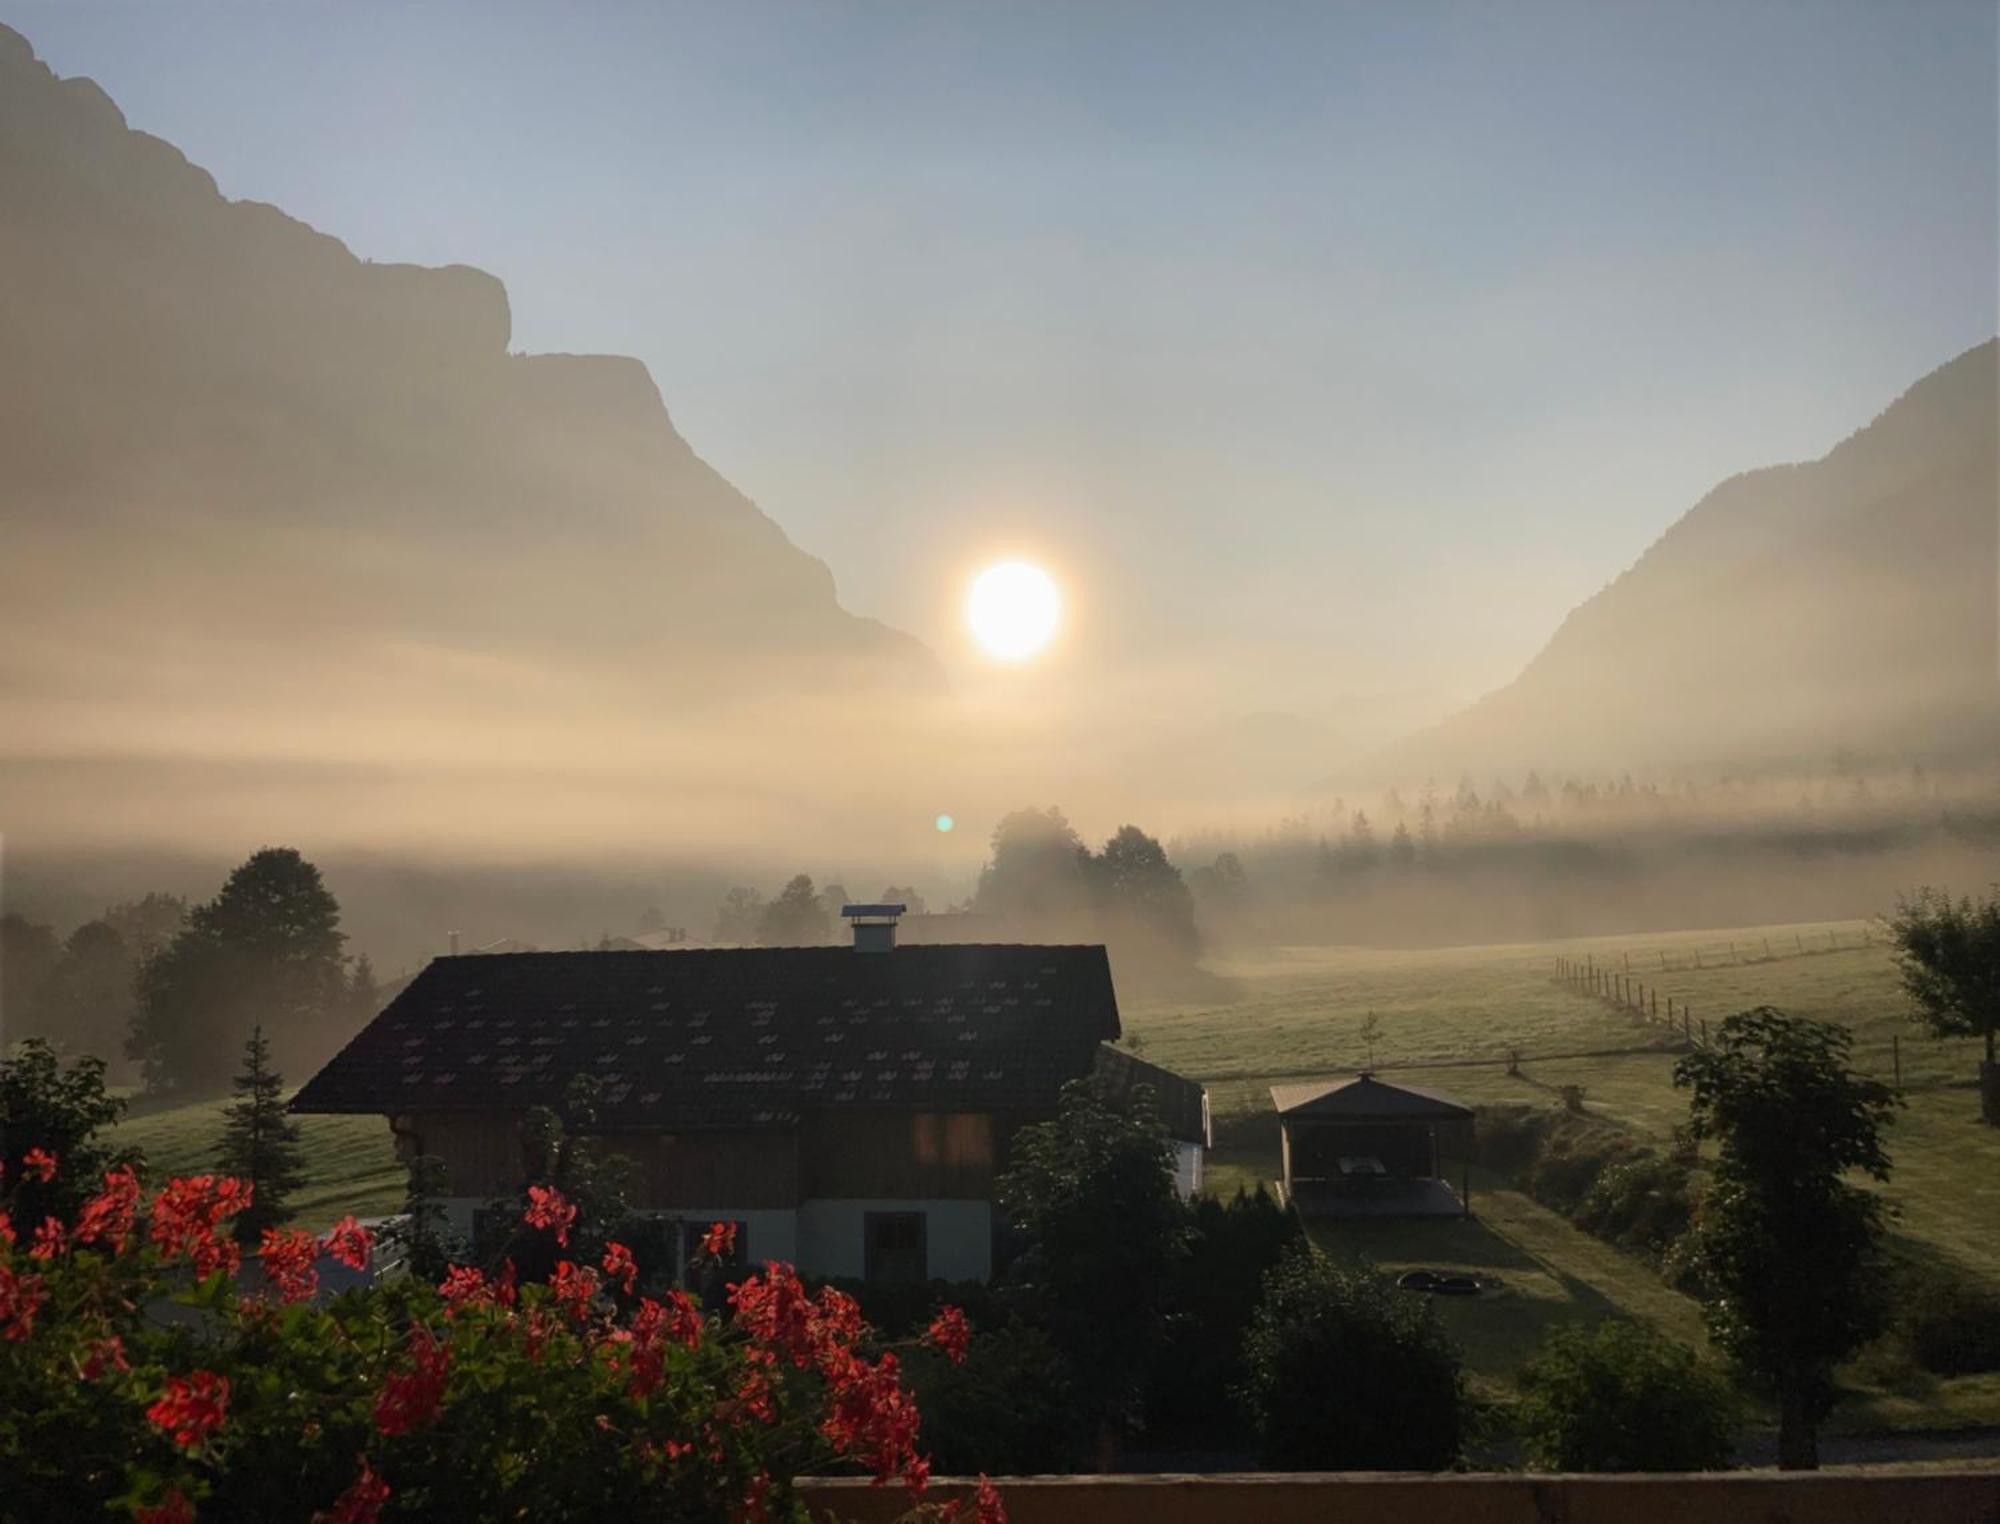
left=216, top=1024, right=307, bottom=1244
left=757, top=874, right=831, bottom=945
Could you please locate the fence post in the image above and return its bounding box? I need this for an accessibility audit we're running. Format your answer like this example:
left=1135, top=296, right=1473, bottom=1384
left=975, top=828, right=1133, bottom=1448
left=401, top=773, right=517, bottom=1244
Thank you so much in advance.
left=1763, top=938, right=1772, bottom=960
left=1796, top=932, right=1803, bottom=952
left=1667, top=995, right=1674, bottom=1021
left=1683, top=1009, right=1691, bottom=1043
left=1699, top=1016, right=1707, bottom=1045
left=1659, top=951, right=1667, bottom=971
left=1650, top=990, right=1657, bottom=1020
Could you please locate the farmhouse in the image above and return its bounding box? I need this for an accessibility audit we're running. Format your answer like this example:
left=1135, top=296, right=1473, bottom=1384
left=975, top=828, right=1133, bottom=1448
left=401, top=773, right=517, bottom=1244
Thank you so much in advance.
left=291, top=906, right=1208, bottom=1282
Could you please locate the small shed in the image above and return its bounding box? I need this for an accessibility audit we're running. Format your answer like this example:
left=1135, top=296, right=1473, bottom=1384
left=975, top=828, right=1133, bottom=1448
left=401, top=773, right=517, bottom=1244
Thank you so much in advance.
left=1270, top=1072, right=1474, bottom=1218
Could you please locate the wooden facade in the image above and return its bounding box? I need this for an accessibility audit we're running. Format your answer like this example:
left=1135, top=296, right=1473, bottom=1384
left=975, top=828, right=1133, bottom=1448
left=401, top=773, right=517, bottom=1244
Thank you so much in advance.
left=402, top=1108, right=1013, bottom=1209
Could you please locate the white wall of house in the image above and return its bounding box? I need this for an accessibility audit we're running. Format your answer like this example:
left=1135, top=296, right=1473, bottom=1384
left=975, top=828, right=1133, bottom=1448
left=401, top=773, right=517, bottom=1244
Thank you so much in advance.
left=1172, top=1141, right=1205, bottom=1199
left=798, top=1198, right=993, bottom=1283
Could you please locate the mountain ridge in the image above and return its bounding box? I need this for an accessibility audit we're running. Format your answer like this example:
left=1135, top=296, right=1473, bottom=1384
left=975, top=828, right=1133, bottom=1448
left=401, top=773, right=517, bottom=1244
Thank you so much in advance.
left=1379, top=338, right=1999, bottom=781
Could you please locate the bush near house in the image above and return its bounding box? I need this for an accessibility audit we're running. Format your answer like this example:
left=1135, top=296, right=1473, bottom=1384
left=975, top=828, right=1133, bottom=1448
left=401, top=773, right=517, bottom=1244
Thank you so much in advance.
left=1238, top=1248, right=1467, bottom=1471
left=0, top=1153, right=1001, bottom=1524
left=1515, top=1320, right=1738, bottom=1472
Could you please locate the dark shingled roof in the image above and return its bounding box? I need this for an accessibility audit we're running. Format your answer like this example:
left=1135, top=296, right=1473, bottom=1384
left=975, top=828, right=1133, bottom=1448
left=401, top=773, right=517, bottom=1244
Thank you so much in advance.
left=292, top=945, right=1138, bottom=1130
left=1093, top=1044, right=1211, bottom=1148
left=1269, top=1073, right=1473, bottom=1122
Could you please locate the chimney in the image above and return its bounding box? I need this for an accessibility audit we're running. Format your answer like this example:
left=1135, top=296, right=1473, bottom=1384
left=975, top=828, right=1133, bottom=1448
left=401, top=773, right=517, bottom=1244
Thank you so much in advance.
left=841, top=903, right=906, bottom=953
left=448, top=930, right=460, bottom=957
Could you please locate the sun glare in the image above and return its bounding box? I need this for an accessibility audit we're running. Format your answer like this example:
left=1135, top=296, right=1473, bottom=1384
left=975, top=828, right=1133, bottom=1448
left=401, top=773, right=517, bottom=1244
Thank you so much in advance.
left=966, top=560, right=1061, bottom=662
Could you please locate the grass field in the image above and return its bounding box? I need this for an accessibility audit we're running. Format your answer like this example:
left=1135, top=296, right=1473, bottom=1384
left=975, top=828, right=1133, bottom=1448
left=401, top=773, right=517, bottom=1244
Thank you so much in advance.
left=109, top=1094, right=406, bottom=1229
left=1123, top=917, right=2000, bottom=1432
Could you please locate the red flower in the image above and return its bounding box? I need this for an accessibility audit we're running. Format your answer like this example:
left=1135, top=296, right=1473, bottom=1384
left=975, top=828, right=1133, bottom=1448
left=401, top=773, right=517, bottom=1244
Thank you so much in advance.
left=27, top=1215, right=66, bottom=1261
left=136, top=1490, right=195, bottom=1524
left=925, top=1305, right=972, bottom=1365
left=79, top=1334, right=130, bottom=1380
left=0, top=1262, right=48, bottom=1341
left=551, top=1259, right=601, bottom=1323
left=20, top=1147, right=58, bottom=1184
left=73, top=1164, right=141, bottom=1253
left=317, top=1454, right=391, bottom=1524
left=146, top=1370, right=230, bottom=1450
left=258, top=1227, right=321, bottom=1304
left=148, top=1176, right=250, bottom=1279
left=968, top=1476, right=1006, bottom=1524
left=0, top=1212, right=12, bottom=1250
left=523, top=1185, right=577, bottom=1247
left=372, top=1327, right=450, bottom=1436
left=493, top=1258, right=519, bottom=1308
left=601, top=1240, right=639, bottom=1296
left=437, top=1264, right=486, bottom=1310
left=321, top=1215, right=374, bottom=1273
left=700, top=1220, right=737, bottom=1259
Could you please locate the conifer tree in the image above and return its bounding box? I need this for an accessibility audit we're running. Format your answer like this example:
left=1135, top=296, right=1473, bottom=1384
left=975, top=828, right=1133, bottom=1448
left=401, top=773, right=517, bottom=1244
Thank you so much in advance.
left=217, top=1024, right=307, bottom=1243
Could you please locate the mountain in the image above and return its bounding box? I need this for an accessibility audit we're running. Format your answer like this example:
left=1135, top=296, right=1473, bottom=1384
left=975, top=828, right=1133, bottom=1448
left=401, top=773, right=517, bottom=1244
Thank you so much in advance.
left=1386, top=340, right=1999, bottom=780
left=0, top=23, right=935, bottom=741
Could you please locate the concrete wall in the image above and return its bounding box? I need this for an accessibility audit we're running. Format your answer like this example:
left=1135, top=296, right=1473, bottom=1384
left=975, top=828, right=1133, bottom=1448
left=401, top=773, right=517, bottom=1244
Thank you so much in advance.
left=801, top=1469, right=2000, bottom=1524
left=797, top=1198, right=993, bottom=1282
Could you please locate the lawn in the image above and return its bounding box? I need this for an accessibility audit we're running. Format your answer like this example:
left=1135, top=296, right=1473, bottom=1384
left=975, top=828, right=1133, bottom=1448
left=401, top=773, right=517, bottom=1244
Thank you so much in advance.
left=108, top=1093, right=406, bottom=1230
left=1125, top=917, right=2000, bottom=1431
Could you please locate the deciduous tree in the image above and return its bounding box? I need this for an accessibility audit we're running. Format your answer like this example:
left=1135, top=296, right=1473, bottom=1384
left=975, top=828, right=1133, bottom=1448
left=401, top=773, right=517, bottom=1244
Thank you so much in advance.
left=1672, top=1007, right=1898, bottom=1469
left=1886, top=885, right=2000, bottom=1122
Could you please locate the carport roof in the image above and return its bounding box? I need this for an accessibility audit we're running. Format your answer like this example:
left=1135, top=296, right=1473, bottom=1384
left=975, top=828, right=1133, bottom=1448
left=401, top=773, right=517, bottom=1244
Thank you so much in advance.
left=1270, top=1072, right=1473, bottom=1122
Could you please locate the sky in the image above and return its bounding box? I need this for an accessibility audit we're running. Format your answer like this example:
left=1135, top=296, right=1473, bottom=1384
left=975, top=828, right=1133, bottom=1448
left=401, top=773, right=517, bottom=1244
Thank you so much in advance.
left=7, top=0, right=1996, bottom=728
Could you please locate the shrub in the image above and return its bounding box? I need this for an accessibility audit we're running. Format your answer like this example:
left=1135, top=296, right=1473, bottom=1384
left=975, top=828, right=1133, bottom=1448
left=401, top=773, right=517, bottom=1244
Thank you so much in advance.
left=0, top=1154, right=1001, bottom=1522
left=1574, top=1155, right=1698, bottom=1262
left=1893, top=1263, right=2000, bottom=1376
left=1515, top=1321, right=1738, bottom=1472
left=905, top=1320, right=1088, bottom=1475
left=1238, top=1249, right=1466, bottom=1470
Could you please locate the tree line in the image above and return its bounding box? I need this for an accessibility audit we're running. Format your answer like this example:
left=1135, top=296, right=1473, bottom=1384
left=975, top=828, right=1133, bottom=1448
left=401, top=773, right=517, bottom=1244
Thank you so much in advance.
left=3, top=848, right=374, bottom=1096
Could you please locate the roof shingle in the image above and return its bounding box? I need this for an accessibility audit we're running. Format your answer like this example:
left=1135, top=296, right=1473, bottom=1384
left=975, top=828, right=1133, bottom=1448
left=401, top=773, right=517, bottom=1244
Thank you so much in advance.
left=292, top=944, right=1129, bottom=1129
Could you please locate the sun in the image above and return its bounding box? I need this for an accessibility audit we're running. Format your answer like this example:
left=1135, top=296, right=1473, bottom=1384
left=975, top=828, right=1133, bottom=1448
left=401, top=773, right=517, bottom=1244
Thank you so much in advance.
left=966, top=560, right=1061, bottom=662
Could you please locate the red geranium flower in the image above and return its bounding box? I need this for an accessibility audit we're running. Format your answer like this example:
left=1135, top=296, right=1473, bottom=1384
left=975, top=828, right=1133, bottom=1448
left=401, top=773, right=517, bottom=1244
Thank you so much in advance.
left=79, top=1334, right=130, bottom=1380
left=74, top=1164, right=141, bottom=1252
left=602, top=1240, right=638, bottom=1296
left=523, top=1185, right=578, bottom=1247
left=700, top=1220, right=737, bottom=1259
left=437, top=1264, right=486, bottom=1311
left=259, top=1227, right=321, bottom=1304
left=27, top=1215, right=66, bottom=1261
left=321, top=1215, right=375, bottom=1273
left=373, top=1327, right=450, bottom=1436
left=148, top=1177, right=250, bottom=1279
left=317, top=1454, right=392, bottom=1524
left=146, top=1370, right=230, bottom=1450
left=0, top=1263, right=48, bottom=1341
left=551, top=1259, right=601, bottom=1323
left=19, top=1147, right=58, bottom=1183
left=925, top=1305, right=972, bottom=1365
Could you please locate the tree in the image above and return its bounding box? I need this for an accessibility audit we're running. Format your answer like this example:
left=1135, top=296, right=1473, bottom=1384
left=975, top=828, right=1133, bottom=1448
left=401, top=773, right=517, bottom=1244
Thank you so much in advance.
left=1089, top=825, right=1198, bottom=958
left=1238, top=1249, right=1466, bottom=1470
left=216, top=1026, right=307, bottom=1244
left=1886, top=885, right=2000, bottom=1122
left=0, top=1038, right=137, bottom=1228
left=102, top=892, right=188, bottom=964
left=974, top=808, right=1092, bottom=923
left=879, top=885, right=928, bottom=916
left=757, top=874, right=830, bottom=946
left=1672, top=1008, right=1899, bottom=1469
left=1387, top=821, right=1416, bottom=870
left=996, top=1078, right=1189, bottom=1463
left=711, top=886, right=765, bottom=945
left=1516, top=1321, right=1738, bottom=1471
left=44, top=920, right=140, bottom=1071
left=0, top=913, right=60, bottom=1044
left=1357, top=1011, right=1382, bottom=1069
left=128, top=848, right=352, bottom=1094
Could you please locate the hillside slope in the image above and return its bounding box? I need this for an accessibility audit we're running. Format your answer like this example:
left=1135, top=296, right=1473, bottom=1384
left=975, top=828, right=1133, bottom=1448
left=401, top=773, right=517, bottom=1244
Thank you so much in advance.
left=1391, top=340, right=1998, bottom=778
left=0, top=24, right=934, bottom=739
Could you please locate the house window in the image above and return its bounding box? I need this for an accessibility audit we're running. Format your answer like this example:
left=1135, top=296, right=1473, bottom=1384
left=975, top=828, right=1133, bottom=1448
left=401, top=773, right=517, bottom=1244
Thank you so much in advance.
left=864, top=1211, right=928, bottom=1284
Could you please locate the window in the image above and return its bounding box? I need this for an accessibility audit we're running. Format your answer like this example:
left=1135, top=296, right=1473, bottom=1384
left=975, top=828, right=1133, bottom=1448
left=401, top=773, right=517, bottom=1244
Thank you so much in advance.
left=864, top=1211, right=927, bottom=1284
